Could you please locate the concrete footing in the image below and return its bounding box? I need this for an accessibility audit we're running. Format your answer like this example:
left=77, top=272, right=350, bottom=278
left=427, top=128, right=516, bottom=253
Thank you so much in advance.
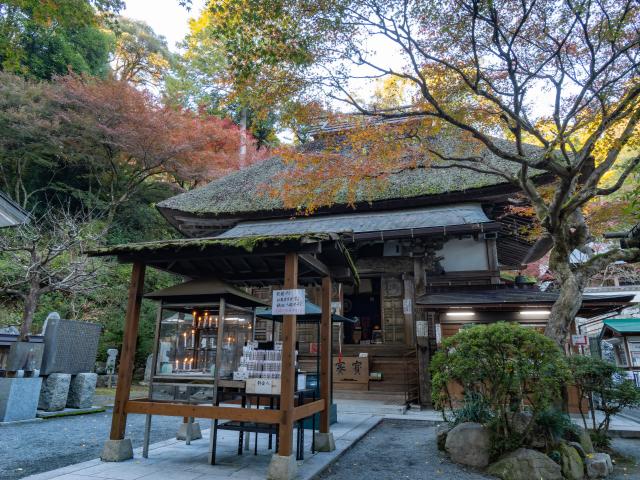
left=313, top=432, right=336, bottom=452
left=177, top=421, right=202, bottom=441
left=266, top=453, right=297, bottom=480
left=101, top=439, right=133, bottom=462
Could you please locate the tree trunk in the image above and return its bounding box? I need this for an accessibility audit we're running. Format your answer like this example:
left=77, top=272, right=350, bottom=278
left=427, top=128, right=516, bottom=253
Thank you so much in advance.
left=19, top=287, right=40, bottom=341
left=544, top=242, right=585, bottom=350
left=239, top=107, right=247, bottom=168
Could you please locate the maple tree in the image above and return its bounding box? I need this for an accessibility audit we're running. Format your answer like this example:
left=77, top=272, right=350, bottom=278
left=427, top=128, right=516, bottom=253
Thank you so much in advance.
left=0, top=72, right=261, bottom=218
left=239, top=0, right=640, bottom=348
left=53, top=74, right=261, bottom=216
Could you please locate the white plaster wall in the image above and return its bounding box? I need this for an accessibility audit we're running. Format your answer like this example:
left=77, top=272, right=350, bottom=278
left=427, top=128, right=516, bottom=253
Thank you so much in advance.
left=437, top=237, right=489, bottom=272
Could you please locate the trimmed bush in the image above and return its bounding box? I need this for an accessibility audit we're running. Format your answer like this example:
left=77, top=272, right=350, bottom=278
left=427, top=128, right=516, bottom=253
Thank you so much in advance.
left=431, top=322, right=570, bottom=455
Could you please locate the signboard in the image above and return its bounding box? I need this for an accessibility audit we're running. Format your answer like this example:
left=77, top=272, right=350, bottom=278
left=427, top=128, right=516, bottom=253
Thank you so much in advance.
left=309, top=342, right=319, bottom=354
left=272, top=289, right=306, bottom=315
left=435, top=324, right=442, bottom=344
left=403, top=298, right=413, bottom=315
left=416, top=320, right=428, bottom=338
left=246, top=378, right=281, bottom=394
left=331, top=301, right=342, bottom=315
left=333, top=356, right=369, bottom=384
left=571, top=335, right=588, bottom=346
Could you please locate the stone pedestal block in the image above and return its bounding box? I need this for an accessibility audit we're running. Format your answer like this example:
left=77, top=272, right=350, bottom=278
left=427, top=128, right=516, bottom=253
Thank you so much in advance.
left=177, top=421, right=202, bottom=440
left=585, top=453, right=613, bottom=478
left=101, top=439, right=133, bottom=462
left=0, top=377, right=42, bottom=422
left=313, top=432, right=336, bottom=452
left=267, top=454, right=297, bottom=480
left=66, top=373, right=98, bottom=408
left=38, top=373, right=71, bottom=411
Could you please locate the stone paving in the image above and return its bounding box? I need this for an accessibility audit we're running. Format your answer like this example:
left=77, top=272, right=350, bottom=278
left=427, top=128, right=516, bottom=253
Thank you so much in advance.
left=17, top=399, right=640, bottom=480
left=23, top=412, right=378, bottom=480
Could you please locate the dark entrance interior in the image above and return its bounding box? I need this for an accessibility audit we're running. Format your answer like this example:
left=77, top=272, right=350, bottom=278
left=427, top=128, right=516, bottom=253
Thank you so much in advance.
left=343, top=277, right=381, bottom=344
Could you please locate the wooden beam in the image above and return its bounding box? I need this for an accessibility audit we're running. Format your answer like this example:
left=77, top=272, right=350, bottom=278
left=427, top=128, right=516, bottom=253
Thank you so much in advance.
left=320, top=276, right=332, bottom=433
left=110, top=261, right=146, bottom=440
left=293, top=399, right=325, bottom=421
left=125, top=400, right=283, bottom=423
left=278, top=252, right=298, bottom=457
left=299, top=254, right=330, bottom=277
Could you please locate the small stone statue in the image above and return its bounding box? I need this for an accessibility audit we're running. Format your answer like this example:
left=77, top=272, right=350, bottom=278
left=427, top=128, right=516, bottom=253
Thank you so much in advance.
left=106, top=348, right=118, bottom=388
left=106, top=348, right=118, bottom=373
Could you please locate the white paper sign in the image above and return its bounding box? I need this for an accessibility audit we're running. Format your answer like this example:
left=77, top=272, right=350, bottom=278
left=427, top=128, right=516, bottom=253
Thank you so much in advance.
left=254, top=378, right=273, bottom=394
left=272, top=289, right=306, bottom=315
left=571, top=334, right=588, bottom=346
left=435, top=324, right=442, bottom=344
left=403, top=298, right=413, bottom=315
left=416, top=320, right=428, bottom=338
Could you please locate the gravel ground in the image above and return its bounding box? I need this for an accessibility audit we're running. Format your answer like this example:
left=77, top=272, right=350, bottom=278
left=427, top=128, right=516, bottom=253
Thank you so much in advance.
left=317, top=420, right=493, bottom=480
left=610, top=437, right=640, bottom=479
left=316, top=419, right=640, bottom=480
left=0, top=409, right=192, bottom=480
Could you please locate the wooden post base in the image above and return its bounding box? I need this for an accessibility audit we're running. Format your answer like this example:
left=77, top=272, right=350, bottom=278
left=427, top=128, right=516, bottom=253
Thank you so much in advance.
left=266, top=453, right=298, bottom=480
left=101, top=439, right=133, bottom=462
left=313, top=432, right=336, bottom=452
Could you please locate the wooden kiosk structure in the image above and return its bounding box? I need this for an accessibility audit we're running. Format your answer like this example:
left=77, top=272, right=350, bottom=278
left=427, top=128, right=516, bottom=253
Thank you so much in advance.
left=91, top=234, right=358, bottom=479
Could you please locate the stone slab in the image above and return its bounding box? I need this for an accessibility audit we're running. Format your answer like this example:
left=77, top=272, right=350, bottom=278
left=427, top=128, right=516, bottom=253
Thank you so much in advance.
left=66, top=373, right=97, bottom=408
left=0, top=376, right=43, bottom=422
left=37, top=406, right=104, bottom=418
left=0, top=417, right=44, bottom=426
left=38, top=373, right=71, bottom=411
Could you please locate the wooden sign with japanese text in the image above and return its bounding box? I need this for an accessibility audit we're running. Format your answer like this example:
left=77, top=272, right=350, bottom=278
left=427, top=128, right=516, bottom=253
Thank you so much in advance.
left=332, top=356, right=369, bottom=384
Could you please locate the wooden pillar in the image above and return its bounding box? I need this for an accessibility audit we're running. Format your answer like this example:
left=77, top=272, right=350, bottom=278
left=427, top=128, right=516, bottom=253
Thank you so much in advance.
left=319, top=276, right=332, bottom=433
left=277, top=252, right=298, bottom=457
left=110, top=261, right=146, bottom=440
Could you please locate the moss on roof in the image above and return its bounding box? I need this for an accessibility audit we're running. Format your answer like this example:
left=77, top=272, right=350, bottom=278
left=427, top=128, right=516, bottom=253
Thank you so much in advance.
left=158, top=135, right=543, bottom=216
left=89, top=233, right=334, bottom=257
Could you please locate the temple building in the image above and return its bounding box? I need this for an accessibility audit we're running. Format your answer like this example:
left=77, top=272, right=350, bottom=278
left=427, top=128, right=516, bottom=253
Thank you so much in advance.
left=155, top=133, right=634, bottom=407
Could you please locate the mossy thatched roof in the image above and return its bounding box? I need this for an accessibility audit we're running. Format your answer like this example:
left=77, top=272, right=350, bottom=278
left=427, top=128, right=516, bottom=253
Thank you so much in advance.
left=88, top=233, right=335, bottom=257
left=158, top=135, right=543, bottom=217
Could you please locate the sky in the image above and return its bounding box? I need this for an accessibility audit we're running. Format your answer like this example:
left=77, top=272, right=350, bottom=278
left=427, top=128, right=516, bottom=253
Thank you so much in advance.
left=122, top=0, right=207, bottom=50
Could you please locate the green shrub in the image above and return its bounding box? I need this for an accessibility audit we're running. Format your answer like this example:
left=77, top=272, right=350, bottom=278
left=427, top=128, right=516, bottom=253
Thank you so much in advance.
left=431, top=322, right=570, bottom=455
left=533, top=408, right=575, bottom=448
left=449, top=391, right=494, bottom=425
left=568, top=354, right=640, bottom=441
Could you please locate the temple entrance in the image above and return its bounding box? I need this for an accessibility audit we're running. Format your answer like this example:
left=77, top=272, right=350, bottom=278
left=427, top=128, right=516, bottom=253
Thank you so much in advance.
left=343, top=278, right=382, bottom=345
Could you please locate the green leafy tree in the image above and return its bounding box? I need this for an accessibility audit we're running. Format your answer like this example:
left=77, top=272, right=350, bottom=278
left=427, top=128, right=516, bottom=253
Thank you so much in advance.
left=110, top=16, right=174, bottom=87
left=568, top=355, right=640, bottom=445
left=0, top=1, right=122, bottom=79
left=167, top=0, right=341, bottom=146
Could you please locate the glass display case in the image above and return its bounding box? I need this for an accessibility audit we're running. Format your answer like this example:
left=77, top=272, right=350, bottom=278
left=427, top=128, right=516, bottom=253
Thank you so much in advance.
left=143, top=278, right=268, bottom=404
left=154, top=306, right=253, bottom=379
